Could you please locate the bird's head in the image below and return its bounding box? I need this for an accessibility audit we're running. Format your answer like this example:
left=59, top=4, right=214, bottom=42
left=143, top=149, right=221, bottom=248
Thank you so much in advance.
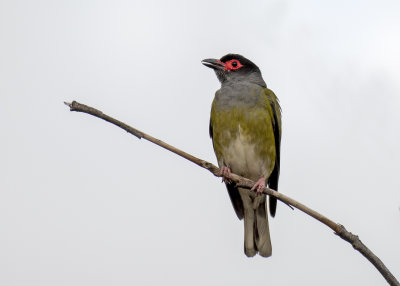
left=202, top=54, right=266, bottom=87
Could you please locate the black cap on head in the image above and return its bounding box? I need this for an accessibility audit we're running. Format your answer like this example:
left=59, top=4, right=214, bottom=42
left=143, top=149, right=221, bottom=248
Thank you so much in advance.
left=219, top=54, right=261, bottom=74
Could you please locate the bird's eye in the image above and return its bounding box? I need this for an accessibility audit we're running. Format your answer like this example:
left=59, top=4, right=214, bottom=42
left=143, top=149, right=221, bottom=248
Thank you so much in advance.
left=224, top=59, right=243, bottom=70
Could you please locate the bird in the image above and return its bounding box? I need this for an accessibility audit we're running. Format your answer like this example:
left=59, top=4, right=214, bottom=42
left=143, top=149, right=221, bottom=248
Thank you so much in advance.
left=202, top=54, right=281, bottom=257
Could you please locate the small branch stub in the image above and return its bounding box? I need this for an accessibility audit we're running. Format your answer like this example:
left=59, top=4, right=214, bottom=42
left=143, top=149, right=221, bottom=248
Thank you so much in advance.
left=335, top=225, right=398, bottom=285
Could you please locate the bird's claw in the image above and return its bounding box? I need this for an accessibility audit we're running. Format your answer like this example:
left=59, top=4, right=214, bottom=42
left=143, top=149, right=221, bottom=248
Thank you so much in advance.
left=251, top=178, right=265, bottom=195
left=220, top=166, right=232, bottom=183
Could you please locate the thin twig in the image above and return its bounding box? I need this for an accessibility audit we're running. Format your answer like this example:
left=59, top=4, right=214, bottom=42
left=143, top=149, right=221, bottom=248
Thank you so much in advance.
left=65, top=100, right=399, bottom=286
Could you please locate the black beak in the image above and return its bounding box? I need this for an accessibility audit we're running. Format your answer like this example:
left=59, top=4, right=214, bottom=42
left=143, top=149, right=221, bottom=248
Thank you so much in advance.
left=201, top=58, right=225, bottom=71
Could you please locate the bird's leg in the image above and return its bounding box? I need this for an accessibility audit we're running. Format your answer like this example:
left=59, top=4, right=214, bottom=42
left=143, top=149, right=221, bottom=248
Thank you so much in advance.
left=219, top=166, right=232, bottom=183
left=251, top=177, right=266, bottom=195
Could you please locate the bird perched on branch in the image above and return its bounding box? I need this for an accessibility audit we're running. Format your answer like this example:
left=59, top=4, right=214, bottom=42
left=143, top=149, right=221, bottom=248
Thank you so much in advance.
left=202, top=54, right=281, bottom=257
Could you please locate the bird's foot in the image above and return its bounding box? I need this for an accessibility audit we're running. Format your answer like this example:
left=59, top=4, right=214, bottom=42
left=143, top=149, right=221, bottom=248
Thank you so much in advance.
left=251, top=178, right=266, bottom=195
left=219, top=166, right=232, bottom=183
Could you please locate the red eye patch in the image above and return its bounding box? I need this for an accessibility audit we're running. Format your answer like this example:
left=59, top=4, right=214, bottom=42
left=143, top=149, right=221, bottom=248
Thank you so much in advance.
left=224, top=59, right=243, bottom=70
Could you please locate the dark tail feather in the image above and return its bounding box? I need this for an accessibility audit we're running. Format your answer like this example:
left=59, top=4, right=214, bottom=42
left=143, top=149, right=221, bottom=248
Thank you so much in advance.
left=225, top=182, right=244, bottom=220
left=268, top=167, right=279, bottom=217
left=269, top=197, right=277, bottom=217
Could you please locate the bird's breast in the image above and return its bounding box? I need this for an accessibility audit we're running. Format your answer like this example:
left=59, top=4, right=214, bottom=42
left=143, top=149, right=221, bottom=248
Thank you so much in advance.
left=211, top=105, right=276, bottom=181
left=222, top=125, right=272, bottom=181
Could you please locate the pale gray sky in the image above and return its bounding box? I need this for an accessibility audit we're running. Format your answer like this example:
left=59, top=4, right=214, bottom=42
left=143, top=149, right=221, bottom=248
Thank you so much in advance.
left=1, top=0, right=399, bottom=285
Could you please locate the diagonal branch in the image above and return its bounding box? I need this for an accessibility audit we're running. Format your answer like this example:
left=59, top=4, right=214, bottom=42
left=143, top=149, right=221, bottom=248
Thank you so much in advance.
left=64, top=100, right=399, bottom=286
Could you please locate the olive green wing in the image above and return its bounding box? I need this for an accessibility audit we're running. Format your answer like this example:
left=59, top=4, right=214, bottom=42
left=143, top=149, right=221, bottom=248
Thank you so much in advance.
left=264, top=88, right=282, bottom=217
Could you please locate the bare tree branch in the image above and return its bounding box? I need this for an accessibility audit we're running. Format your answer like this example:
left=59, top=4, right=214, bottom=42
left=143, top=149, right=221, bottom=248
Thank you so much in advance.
left=64, top=100, right=399, bottom=286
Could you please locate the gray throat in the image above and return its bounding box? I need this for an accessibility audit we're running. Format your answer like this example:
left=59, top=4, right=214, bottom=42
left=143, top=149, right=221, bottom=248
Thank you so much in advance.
left=216, top=70, right=267, bottom=88
left=215, top=80, right=266, bottom=110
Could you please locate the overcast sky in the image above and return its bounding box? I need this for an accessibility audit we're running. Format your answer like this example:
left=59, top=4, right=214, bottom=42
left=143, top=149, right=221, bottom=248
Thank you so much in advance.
left=1, top=0, right=399, bottom=285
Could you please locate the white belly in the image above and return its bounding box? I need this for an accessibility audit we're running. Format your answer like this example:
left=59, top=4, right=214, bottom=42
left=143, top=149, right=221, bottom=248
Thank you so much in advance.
left=221, top=126, right=271, bottom=181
